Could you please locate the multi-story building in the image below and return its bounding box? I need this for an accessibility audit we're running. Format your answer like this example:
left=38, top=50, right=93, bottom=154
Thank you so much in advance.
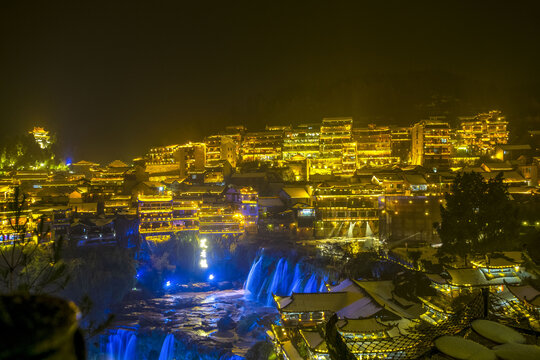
left=222, top=125, right=246, bottom=150
left=146, top=145, right=179, bottom=165
left=282, top=124, right=320, bottom=160
left=104, top=195, right=133, bottom=215
left=138, top=184, right=256, bottom=241
left=241, top=126, right=289, bottom=163
left=177, top=143, right=206, bottom=177
left=225, top=186, right=258, bottom=233
left=316, top=117, right=356, bottom=176
left=172, top=199, right=199, bottom=232
left=145, top=143, right=206, bottom=177
left=145, top=144, right=182, bottom=174
left=411, top=118, right=452, bottom=168
left=353, top=124, right=399, bottom=167
left=313, top=182, right=381, bottom=238
left=204, top=135, right=238, bottom=168
left=198, top=205, right=244, bottom=235
left=0, top=207, right=42, bottom=244
left=390, top=126, right=412, bottom=163
left=138, top=195, right=175, bottom=242
left=457, top=110, right=509, bottom=155
left=89, top=172, right=125, bottom=200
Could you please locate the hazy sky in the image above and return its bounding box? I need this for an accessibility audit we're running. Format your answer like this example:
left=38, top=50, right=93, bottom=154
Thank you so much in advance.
left=1, top=1, right=540, bottom=162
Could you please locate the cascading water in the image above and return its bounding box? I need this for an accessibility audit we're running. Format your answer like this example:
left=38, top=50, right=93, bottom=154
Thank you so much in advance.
left=366, top=222, right=373, bottom=237
left=158, top=333, right=175, bottom=360
left=288, top=263, right=303, bottom=295
left=106, top=329, right=137, bottom=360
left=304, top=273, right=318, bottom=293
left=244, top=253, right=328, bottom=306
left=244, top=256, right=262, bottom=297
left=347, top=222, right=356, bottom=238
left=265, top=258, right=290, bottom=305
left=318, top=274, right=329, bottom=292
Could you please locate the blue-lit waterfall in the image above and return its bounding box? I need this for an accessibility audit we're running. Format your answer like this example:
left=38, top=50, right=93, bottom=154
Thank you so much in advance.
left=244, top=252, right=329, bottom=306
left=158, top=333, right=175, bottom=360
left=106, top=329, right=137, bottom=360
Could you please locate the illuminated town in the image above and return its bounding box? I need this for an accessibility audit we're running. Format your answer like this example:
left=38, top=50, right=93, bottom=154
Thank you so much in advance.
left=1, top=2, right=540, bottom=360
left=1, top=110, right=540, bottom=359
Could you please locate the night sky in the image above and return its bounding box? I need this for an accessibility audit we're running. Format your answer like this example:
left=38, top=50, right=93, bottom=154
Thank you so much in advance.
left=1, top=1, right=540, bottom=163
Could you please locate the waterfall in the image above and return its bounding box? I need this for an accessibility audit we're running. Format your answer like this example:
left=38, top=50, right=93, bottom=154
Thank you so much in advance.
left=288, top=263, right=303, bottom=295
left=266, top=258, right=288, bottom=306
left=304, top=273, right=318, bottom=293
left=347, top=222, right=355, bottom=238
left=366, top=222, right=373, bottom=237
left=243, top=253, right=330, bottom=306
left=106, top=329, right=136, bottom=360
left=318, top=274, right=329, bottom=293
left=328, top=223, right=336, bottom=237
left=124, top=335, right=136, bottom=360
left=257, top=277, right=270, bottom=302
left=244, top=255, right=262, bottom=297
left=158, top=333, right=175, bottom=360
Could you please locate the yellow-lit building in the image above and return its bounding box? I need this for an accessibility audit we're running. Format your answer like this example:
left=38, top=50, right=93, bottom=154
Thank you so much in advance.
left=353, top=124, right=399, bottom=167
left=145, top=143, right=206, bottom=176
left=145, top=144, right=182, bottom=174
left=198, top=205, right=244, bottom=235
left=147, top=144, right=180, bottom=165
left=138, top=184, right=254, bottom=240
left=225, top=186, right=258, bottom=233
left=0, top=208, right=41, bottom=244
left=316, top=117, right=356, bottom=176
left=282, top=124, right=320, bottom=160
left=172, top=199, right=199, bottom=231
left=390, top=126, right=412, bottom=163
left=177, top=143, right=206, bottom=177
left=241, top=126, right=289, bottom=163
left=138, top=195, right=175, bottom=242
left=313, top=182, right=380, bottom=238
left=204, top=135, right=238, bottom=168
left=457, top=110, right=509, bottom=155
left=411, top=118, right=451, bottom=168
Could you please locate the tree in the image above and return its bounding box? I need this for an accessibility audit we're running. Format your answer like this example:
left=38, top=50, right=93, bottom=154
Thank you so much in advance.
left=61, top=243, right=136, bottom=333
left=0, top=187, right=67, bottom=294
left=324, top=314, right=356, bottom=360
left=435, top=172, right=518, bottom=265
left=245, top=341, right=276, bottom=360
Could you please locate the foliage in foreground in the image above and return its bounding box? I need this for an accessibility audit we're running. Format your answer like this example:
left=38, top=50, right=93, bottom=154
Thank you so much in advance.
left=0, top=188, right=67, bottom=294
left=245, top=341, right=278, bottom=360
left=436, top=172, right=518, bottom=265
left=61, top=243, right=136, bottom=328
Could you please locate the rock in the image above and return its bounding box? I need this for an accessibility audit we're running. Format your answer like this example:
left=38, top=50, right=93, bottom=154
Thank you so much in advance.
left=173, top=298, right=198, bottom=309
left=191, top=282, right=212, bottom=292
left=493, top=343, right=540, bottom=360
left=217, top=281, right=234, bottom=290
left=434, top=336, right=496, bottom=360
left=217, top=315, right=237, bottom=332
left=471, top=319, right=526, bottom=344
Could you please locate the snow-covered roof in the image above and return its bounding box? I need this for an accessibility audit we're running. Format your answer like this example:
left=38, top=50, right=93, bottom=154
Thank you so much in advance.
left=337, top=318, right=392, bottom=334
left=507, top=285, right=540, bottom=307
left=299, top=330, right=327, bottom=351
left=279, top=292, right=365, bottom=313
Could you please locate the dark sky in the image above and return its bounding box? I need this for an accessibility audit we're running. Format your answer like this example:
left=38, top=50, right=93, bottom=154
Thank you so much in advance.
left=1, top=1, right=540, bottom=163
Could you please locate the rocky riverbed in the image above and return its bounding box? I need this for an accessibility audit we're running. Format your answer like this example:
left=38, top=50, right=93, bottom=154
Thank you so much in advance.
left=92, top=288, right=278, bottom=359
